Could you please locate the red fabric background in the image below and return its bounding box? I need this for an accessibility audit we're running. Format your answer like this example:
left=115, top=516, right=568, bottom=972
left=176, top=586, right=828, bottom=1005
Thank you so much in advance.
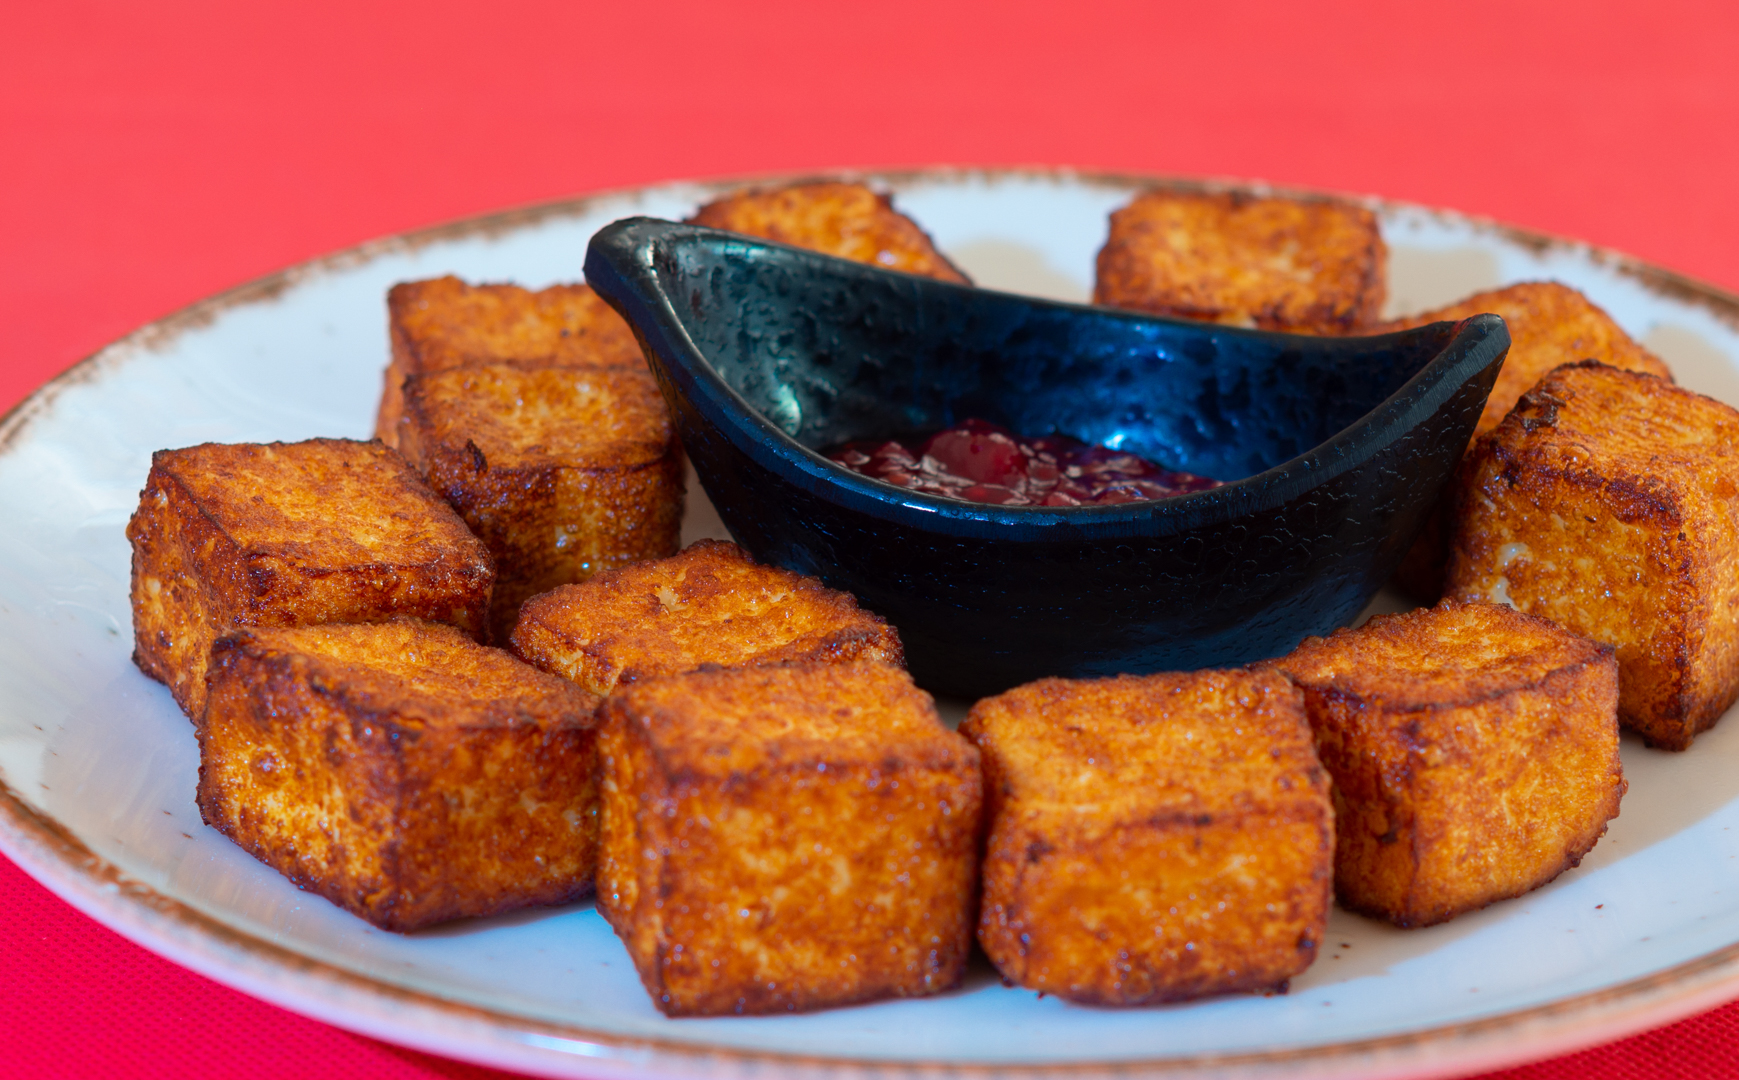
left=4, top=1, right=1739, bottom=1076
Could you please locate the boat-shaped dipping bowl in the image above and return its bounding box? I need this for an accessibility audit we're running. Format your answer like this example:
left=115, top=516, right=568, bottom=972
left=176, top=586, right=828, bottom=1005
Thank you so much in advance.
left=584, top=219, right=1510, bottom=698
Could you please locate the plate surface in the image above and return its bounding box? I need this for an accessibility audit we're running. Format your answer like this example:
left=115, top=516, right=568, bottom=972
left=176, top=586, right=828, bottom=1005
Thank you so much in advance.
left=6, top=169, right=1739, bottom=1080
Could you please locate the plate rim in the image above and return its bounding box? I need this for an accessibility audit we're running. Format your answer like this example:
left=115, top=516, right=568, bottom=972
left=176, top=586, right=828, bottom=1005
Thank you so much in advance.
left=7, top=164, right=1739, bottom=1080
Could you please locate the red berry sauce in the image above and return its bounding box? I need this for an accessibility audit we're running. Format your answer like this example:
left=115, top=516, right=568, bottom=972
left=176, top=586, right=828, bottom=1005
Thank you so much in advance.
left=826, top=419, right=1221, bottom=507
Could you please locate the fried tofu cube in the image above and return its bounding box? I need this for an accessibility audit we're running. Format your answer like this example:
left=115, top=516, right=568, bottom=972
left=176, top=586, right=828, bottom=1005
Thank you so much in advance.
left=198, top=618, right=602, bottom=931
left=1093, top=190, right=1386, bottom=334
left=393, top=361, right=683, bottom=641
left=1263, top=600, right=1623, bottom=927
left=597, top=661, right=982, bottom=1016
left=688, top=181, right=970, bottom=283
left=126, top=438, right=492, bottom=721
left=1386, top=282, right=1673, bottom=440
left=961, top=669, right=1332, bottom=1006
left=1445, top=361, right=1739, bottom=749
left=510, top=539, right=903, bottom=697
left=377, top=276, right=645, bottom=447
left=1386, top=282, right=1674, bottom=600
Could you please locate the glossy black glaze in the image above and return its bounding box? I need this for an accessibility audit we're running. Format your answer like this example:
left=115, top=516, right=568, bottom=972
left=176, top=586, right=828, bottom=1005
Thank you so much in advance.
left=585, top=219, right=1510, bottom=698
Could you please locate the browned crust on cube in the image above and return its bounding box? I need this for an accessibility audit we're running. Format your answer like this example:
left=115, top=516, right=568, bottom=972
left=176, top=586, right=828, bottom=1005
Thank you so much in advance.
left=510, top=539, right=903, bottom=697
left=394, top=361, right=683, bottom=641
left=377, top=277, right=645, bottom=447
left=126, top=438, right=493, bottom=721
left=197, top=618, right=602, bottom=932
left=961, top=668, right=1332, bottom=1006
left=688, top=181, right=971, bottom=284
left=1444, top=362, right=1739, bottom=750
left=596, top=662, right=981, bottom=1016
left=1093, top=190, right=1386, bottom=334
left=1384, top=282, right=1673, bottom=440
left=1261, top=599, right=1623, bottom=927
left=1387, top=282, right=1674, bottom=600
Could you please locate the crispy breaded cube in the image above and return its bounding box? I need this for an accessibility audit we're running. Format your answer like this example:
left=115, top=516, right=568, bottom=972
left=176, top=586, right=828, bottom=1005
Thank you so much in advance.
left=1386, top=282, right=1673, bottom=439
left=510, top=539, right=903, bottom=697
left=597, top=661, right=982, bottom=1016
left=688, top=181, right=970, bottom=283
left=1262, top=600, right=1623, bottom=927
left=198, top=618, right=602, bottom=932
left=1387, top=283, right=1674, bottom=600
left=393, top=361, right=683, bottom=641
left=1093, top=190, right=1387, bottom=333
left=1445, top=361, right=1739, bottom=750
left=961, top=669, right=1332, bottom=1006
left=126, top=438, right=492, bottom=722
left=377, top=276, right=645, bottom=447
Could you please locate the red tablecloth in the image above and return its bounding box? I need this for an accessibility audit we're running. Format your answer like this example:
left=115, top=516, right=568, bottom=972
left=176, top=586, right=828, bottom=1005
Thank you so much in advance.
left=5, top=2, right=1739, bottom=1076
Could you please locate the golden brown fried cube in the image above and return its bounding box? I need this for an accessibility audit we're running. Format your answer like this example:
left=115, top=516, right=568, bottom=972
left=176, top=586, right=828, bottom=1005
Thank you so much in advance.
left=1445, top=362, right=1739, bottom=750
left=1263, top=600, right=1623, bottom=927
left=1093, top=189, right=1386, bottom=333
left=961, top=669, right=1331, bottom=1006
left=510, top=539, right=903, bottom=696
left=394, top=361, right=683, bottom=641
left=1386, top=282, right=1674, bottom=600
left=688, top=181, right=970, bottom=283
left=377, top=276, right=645, bottom=447
left=1386, top=282, right=1672, bottom=439
left=126, top=438, right=492, bottom=721
left=198, top=618, right=602, bottom=932
left=597, top=661, right=981, bottom=1016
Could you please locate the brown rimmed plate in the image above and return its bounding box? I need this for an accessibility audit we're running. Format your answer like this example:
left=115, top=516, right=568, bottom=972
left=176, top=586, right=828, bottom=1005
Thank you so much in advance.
left=6, top=168, right=1739, bottom=1080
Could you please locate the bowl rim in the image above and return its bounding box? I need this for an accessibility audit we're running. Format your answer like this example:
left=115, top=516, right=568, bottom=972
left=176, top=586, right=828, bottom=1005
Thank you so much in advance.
left=585, top=218, right=1510, bottom=540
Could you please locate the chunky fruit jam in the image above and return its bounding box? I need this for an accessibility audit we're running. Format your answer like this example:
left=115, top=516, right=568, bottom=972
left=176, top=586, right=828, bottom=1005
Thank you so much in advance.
left=826, top=419, right=1221, bottom=506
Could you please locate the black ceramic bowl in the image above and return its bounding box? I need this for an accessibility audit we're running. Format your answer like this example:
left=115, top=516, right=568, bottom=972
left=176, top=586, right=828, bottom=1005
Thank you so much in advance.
left=584, top=219, right=1509, bottom=698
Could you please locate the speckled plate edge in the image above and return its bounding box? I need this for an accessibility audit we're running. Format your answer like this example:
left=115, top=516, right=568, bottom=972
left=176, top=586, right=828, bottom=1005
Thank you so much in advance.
left=6, top=166, right=1739, bottom=1080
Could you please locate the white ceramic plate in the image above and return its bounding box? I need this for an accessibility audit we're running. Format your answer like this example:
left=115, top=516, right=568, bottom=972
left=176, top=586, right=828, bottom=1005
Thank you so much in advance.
left=7, top=169, right=1739, bottom=1080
